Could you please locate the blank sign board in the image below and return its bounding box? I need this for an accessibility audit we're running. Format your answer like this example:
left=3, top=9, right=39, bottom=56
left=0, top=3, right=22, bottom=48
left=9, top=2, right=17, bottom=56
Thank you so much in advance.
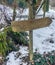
left=11, top=17, right=52, bottom=32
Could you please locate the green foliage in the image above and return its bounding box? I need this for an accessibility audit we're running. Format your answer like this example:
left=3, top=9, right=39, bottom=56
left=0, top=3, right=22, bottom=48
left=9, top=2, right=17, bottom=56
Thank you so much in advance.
left=7, top=31, right=28, bottom=46
left=32, top=0, right=36, bottom=5
left=6, top=36, right=18, bottom=53
left=43, top=0, right=49, bottom=12
left=0, top=26, right=28, bottom=56
left=33, top=51, right=55, bottom=65
left=0, top=32, right=7, bottom=56
left=18, top=0, right=27, bottom=8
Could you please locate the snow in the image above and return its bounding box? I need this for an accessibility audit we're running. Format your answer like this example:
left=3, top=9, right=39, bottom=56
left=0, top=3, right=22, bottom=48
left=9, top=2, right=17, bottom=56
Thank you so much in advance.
left=6, top=52, right=21, bottom=65
left=33, top=9, right=55, bottom=54
left=6, top=46, right=28, bottom=65
left=6, top=8, right=55, bottom=64
left=15, top=8, right=29, bottom=21
left=0, top=4, right=13, bottom=25
left=0, top=28, right=4, bottom=31
left=19, top=46, right=28, bottom=53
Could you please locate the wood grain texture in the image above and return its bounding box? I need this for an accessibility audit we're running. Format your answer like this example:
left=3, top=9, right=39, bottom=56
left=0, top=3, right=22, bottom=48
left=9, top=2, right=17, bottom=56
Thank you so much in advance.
left=11, top=17, right=52, bottom=32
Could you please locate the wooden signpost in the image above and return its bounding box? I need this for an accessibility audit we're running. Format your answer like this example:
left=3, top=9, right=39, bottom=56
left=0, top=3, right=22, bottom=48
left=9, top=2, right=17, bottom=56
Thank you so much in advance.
left=0, top=0, right=51, bottom=64
left=11, top=17, right=52, bottom=32
left=11, top=17, right=52, bottom=64
left=11, top=0, right=51, bottom=64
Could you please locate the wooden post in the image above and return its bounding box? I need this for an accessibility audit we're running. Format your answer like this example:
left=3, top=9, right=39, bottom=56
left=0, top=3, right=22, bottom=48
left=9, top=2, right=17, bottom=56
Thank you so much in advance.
left=13, top=0, right=16, bottom=21
left=11, top=0, right=51, bottom=64
left=27, top=1, right=34, bottom=64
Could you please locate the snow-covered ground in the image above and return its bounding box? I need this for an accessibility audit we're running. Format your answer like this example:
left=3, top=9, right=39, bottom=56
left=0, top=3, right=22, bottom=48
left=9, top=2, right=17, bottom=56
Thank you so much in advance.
left=6, top=46, right=28, bottom=65
left=0, top=4, right=55, bottom=65
left=33, top=9, right=55, bottom=53
left=6, top=9, right=55, bottom=65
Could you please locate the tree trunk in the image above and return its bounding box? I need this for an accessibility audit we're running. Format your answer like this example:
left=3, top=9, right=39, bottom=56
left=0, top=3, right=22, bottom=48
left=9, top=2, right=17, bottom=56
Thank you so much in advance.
left=13, top=0, right=16, bottom=21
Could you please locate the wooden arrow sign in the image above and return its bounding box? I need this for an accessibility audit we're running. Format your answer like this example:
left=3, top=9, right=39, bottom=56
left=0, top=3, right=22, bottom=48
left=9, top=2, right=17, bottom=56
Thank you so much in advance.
left=11, top=17, right=52, bottom=32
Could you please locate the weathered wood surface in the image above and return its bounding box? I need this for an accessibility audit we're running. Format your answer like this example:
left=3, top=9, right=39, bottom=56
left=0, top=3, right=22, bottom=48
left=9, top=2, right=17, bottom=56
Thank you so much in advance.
left=11, top=17, right=52, bottom=32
